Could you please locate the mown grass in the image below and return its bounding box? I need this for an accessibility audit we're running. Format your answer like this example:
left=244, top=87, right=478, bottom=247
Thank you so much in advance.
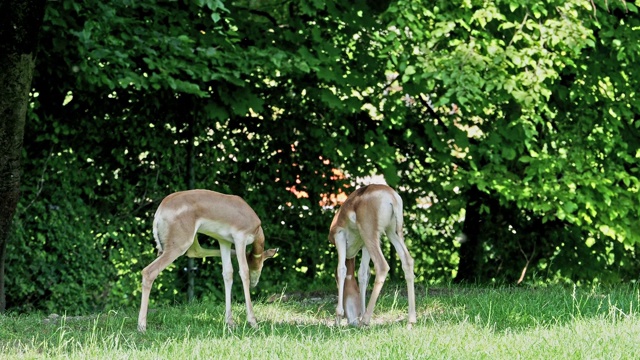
left=2, top=283, right=640, bottom=359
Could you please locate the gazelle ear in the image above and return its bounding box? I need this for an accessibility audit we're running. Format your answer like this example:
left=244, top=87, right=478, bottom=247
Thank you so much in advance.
left=264, top=248, right=278, bottom=259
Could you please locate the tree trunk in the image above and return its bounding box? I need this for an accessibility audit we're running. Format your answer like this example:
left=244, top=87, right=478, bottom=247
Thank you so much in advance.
left=0, top=0, right=47, bottom=312
left=453, top=186, right=483, bottom=283
left=186, top=99, right=196, bottom=302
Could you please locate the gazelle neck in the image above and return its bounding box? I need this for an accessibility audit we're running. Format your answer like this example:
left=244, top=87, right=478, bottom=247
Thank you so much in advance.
left=248, top=226, right=266, bottom=261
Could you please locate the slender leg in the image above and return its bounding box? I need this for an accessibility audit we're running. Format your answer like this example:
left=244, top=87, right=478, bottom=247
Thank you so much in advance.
left=357, top=247, right=371, bottom=317
left=234, top=237, right=258, bottom=327
left=186, top=236, right=224, bottom=257
left=219, top=241, right=235, bottom=328
left=388, top=231, right=416, bottom=327
left=138, top=244, right=191, bottom=332
left=334, top=236, right=347, bottom=326
left=360, top=234, right=389, bottom=326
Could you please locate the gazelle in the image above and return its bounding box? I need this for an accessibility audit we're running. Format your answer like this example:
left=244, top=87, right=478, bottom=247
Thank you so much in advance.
left=137, top=189, right=278, bottom=332
left=329, top=184, right=416, bottom=328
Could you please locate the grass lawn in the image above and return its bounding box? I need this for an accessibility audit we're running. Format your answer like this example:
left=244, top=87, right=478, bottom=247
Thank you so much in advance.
left=2, top=284, right=640, bottom=359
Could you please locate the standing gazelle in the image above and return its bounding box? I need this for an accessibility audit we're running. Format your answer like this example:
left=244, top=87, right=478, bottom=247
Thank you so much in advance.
left=137, top=189, right=278, bottom=332
left=329, top=184, right=416, bottom=328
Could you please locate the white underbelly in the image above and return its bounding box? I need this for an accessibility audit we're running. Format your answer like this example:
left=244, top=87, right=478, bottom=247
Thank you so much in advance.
left=195, top=218, right=253, bottom=245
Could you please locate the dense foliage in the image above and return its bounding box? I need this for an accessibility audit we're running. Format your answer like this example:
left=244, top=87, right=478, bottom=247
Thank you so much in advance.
left=5, top=0, right=640, bottom=314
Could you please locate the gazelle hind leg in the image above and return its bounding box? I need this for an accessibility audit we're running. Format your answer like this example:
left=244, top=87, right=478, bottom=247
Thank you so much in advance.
left=334, top=237, right=348, bottom=326
left=357, top=248, right=371, bottom=319
left=138, top=246, right=190, bottom=332
left=387, top=230, right=416, bottom=327
left=360, top=235, right=389, bottom=326
left=186, top=235, right=224, bottom=258
left=138, top=222, right=196, bottom=332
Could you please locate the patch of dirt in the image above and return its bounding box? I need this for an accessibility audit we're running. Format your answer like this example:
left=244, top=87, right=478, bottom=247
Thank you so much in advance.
left=266, top=289, right=335, bottom=304
left=42, top=313, right=99, bottom=325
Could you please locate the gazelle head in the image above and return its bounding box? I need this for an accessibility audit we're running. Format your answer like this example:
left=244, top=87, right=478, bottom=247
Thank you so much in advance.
left=247, top=248, right=278, bottom=287
left=336, top=256, right=362, bottom=325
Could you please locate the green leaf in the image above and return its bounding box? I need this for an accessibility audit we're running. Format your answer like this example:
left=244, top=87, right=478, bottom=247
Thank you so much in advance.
left=295, top=61, right=311, bottom=73
left=502, top=147, right=516, bottom=160
left=319, top=89, right=342, bottom=108
left=563, top=201, right=578, bottom=214
left=405, top=65, right=416, bottom=76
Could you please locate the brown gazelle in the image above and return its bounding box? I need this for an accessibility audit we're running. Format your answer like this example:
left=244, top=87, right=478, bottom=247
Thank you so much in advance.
left=329, top=184, right=416, bottom=328
left=137, top=189, right=278, bottom=332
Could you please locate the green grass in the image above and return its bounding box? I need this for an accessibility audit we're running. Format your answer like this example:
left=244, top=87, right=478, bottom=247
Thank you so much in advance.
left=2, top=284, right=640, bottom=359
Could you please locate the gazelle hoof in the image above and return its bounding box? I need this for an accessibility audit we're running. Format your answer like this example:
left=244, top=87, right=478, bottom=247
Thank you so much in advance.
left=225, top=320, right=236, bottom=330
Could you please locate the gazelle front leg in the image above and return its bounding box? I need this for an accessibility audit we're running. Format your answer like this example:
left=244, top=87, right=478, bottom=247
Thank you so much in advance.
left=334, top=236, right=348, bottom=326
left=234, top=237, right=258, bottom=327
left=219, top=241, right=235, bottom=328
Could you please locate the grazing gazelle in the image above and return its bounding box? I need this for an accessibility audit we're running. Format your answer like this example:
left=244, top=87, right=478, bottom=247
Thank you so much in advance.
left=329, top=184, right=416, bottom=328
left=137, top=189, right=278, bottom=332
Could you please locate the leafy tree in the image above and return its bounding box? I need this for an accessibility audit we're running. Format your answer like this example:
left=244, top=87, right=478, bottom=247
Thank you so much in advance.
left=0, top=0, right=47, bottom=312
left=5, top=0, right=640, bottom=315
left=378, top=0, right=640, bottom=282
left=8, top=0, right=395, bottom=313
